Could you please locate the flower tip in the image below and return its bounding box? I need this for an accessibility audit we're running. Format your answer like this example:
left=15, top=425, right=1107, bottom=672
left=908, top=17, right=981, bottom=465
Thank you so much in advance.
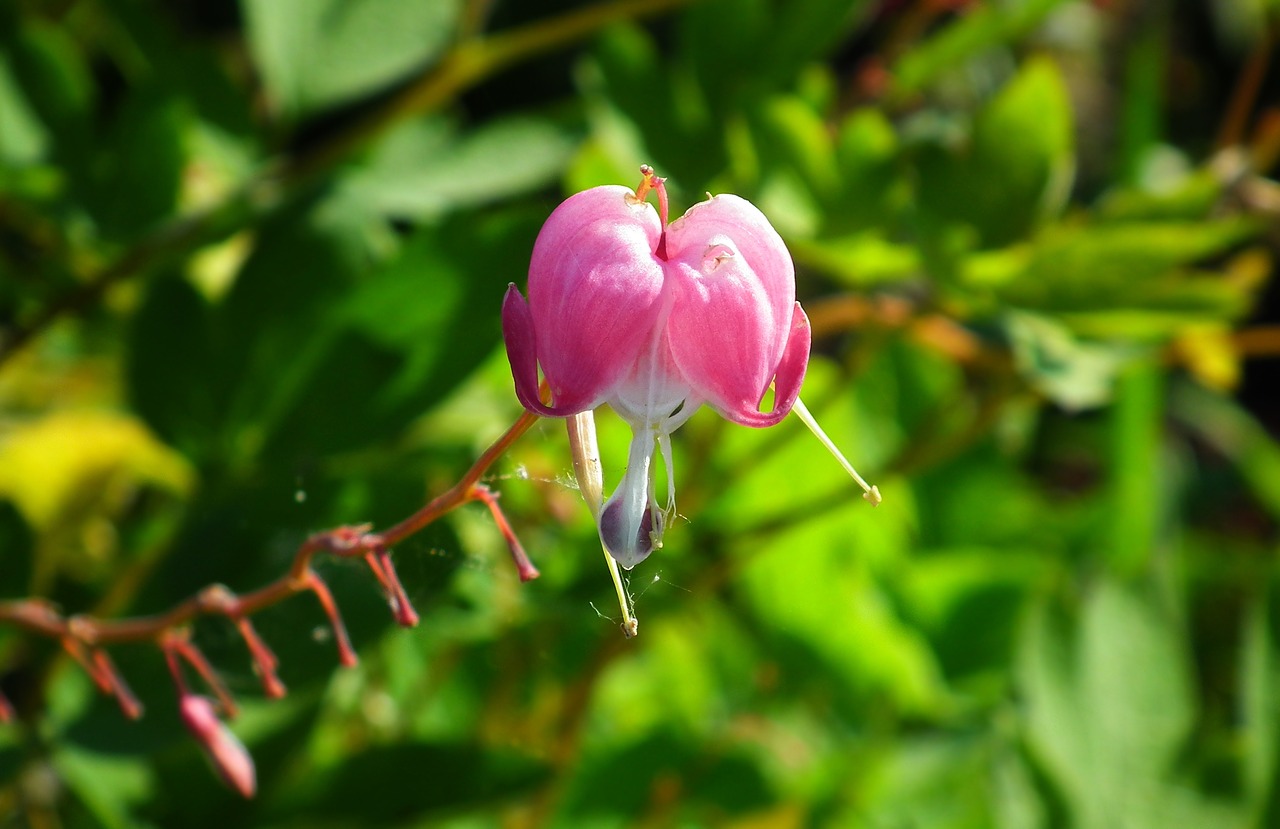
left=863, top=486, right=882, bottom=507
left=599, top=497, right=660, bottom=570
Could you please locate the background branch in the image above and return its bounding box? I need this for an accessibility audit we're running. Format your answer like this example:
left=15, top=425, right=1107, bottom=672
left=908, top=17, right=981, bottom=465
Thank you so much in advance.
left=0, top=410, right=538, bottom=734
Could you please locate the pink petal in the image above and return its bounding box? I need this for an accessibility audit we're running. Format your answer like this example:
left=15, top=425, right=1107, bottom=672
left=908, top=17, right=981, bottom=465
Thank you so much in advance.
left=718, top=302, right=810, bottom=427
left=668, top=194, right=796, bottom=343
left=502, top=284, right=568, bottom=416
left=662, top=195, right=804, bottom=423
left=525, top=185, right=666, bottom=415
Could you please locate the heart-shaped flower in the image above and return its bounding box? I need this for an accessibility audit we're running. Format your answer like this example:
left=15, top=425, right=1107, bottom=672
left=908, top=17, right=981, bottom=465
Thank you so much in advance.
left=503, top=168, right=877, bottom=573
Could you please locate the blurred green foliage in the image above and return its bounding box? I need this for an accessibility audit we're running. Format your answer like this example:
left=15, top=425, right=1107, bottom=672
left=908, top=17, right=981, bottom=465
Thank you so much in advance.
left=2, top=0, right=1280, bottom=827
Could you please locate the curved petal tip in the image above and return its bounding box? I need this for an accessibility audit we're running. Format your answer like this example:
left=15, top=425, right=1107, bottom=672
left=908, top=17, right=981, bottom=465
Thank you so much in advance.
left=501, top=285, right=552, bottom=416
left=721, top=302, right=811, bottom=428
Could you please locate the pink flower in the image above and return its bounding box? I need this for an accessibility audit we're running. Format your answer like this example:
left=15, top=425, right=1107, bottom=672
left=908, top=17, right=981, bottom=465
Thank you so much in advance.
left=503, top=168, right=811, bottom=568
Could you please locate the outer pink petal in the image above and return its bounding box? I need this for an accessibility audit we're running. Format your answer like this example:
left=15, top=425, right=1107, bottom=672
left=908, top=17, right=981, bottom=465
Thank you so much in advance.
left=719, top=302, right=810, bottom=427
left=666, top=194, right=796, bottom=352
left=502, top=284, right=577, bottom=416
left=662, top=195, right=802, bottom=422
left=526, top=185, right=665, bottom=414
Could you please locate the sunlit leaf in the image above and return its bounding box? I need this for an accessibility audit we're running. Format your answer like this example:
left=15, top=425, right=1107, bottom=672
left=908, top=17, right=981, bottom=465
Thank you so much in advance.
left=242, top=0, right=459, bottom=117
left=339, top=116, right=579, bottom=221
left=55, top=747, right=154, bottom=829
left=1005, top=311, right=1135, bottom=410
left=915, top=56, right=1074, bottom=247
left=0, top=50, right=46, bottom=165
left=892, top=0, right=1068, bottom=95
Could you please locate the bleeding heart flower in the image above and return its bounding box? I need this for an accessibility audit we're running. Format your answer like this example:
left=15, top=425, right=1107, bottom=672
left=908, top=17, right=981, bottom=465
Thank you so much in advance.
left=503, top=167, right=877, bottom=573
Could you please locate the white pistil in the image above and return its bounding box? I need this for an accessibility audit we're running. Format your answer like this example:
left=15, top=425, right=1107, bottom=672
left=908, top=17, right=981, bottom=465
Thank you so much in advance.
left=791, top=396, right=882, bottom=506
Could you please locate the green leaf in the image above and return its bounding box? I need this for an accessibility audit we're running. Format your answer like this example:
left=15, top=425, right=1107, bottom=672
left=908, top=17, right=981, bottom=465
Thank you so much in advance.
left=208, top=196, right=381, bottom=466
left=1107, top=362, right=1164, bottom=576
left=791, top=232, right=921, bottom=287
left=753, top=0, right=875, bottom=88
left=55, top=747, right=155, bottom=829
left=232, top=203, right=538, bottom=466
left=338, top=208, right=541, bottom=410
left=242, top=0, right=460, bottom=117
left=971, top=218, right=1260, bottom=323
left=828, top=107, right=905, bottom=233
left=127, top=275, right=219, bottom=461
left=1242, top=596, right=1278, bottom=820
left=1097, top=169, right=1224, bottom=222
left=682, top=0, right=874, bottom=99
left=0, top=49, right=47, bottom=165
left=1170, top=384, right=1280, bottom=522
left=271, top=742, right=549, bottom=824
left=1017, top=582, right=1228, bottom=829
left=90, top=90, right=189, bottom=239
left=679, top=0, right=769, bottom=112
left=590, top=23, right=724, bottom=189
left=902, top=547, right=1048, bottom=680
left=0, top=500, right=33, bottom=599
left=1016, top=595, right=1091, bottom=803
left=339, top=115, right=579, bottom=221
left=564, top=730, right=773, bottom=818
left=1081, top=583, right=1193, bottom=781
left=915, top=57, right=1074, bottom=247
left=864, top=734, right=1014, bottom=829
left=751, top=96, right=838, bottom=196
left=1005, top=311, right=1135, bottom=410
left=892, top=0, right=1068, bottom=95
left=0, top=18, right=93, bottom=134
left=735, top=507, right=942, bottom=713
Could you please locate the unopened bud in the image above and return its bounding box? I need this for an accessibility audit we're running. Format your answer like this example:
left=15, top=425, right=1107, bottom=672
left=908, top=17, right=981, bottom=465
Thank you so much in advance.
left=179, top=695, right=256, bottom=798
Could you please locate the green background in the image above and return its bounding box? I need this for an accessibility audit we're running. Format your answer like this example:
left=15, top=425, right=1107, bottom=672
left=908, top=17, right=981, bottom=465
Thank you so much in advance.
left=2, top=0, right=1280, bottom=826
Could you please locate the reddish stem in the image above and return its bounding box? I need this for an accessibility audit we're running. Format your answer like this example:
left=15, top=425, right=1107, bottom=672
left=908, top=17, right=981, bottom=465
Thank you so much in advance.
left=472, top=486, right=540, bottom=582
left=62, top=637, right=111, bottom=694
left=234, top=617, right=286, bottom=699
left=379, top=410, right=539, bottom=546
left=303, top=571, right=358, bottom=668
left=164, top=633, right=238, bottom=718
left=0, top=406, right=542, bottom=745
left=195, top=584, right=287, bottom=699
left=93, top=650, right=144, bottom=720
left=164, top=643, right=189, bottom=696
left=364, top=545, right=419, bottom=628
left=0, top=409, right=537, bottom=648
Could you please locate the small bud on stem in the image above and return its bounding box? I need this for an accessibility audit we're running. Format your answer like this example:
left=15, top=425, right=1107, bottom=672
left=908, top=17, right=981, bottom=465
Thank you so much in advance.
left=180, top=695, right=256, bottom=798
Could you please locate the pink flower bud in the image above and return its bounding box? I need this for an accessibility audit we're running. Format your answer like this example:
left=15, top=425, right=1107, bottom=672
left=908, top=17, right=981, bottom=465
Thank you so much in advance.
left=503, top=171, right=811, bottom=568
left=179, top=695, right=256, bottom=798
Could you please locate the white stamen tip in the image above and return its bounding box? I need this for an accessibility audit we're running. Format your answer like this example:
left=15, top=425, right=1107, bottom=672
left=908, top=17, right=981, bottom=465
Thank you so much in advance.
left=863, top=486, right=882, bottom=507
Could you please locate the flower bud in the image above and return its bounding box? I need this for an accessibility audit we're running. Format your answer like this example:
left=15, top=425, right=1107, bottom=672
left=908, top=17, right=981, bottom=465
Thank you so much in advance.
left=179, top=695, right=256, bottom=798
